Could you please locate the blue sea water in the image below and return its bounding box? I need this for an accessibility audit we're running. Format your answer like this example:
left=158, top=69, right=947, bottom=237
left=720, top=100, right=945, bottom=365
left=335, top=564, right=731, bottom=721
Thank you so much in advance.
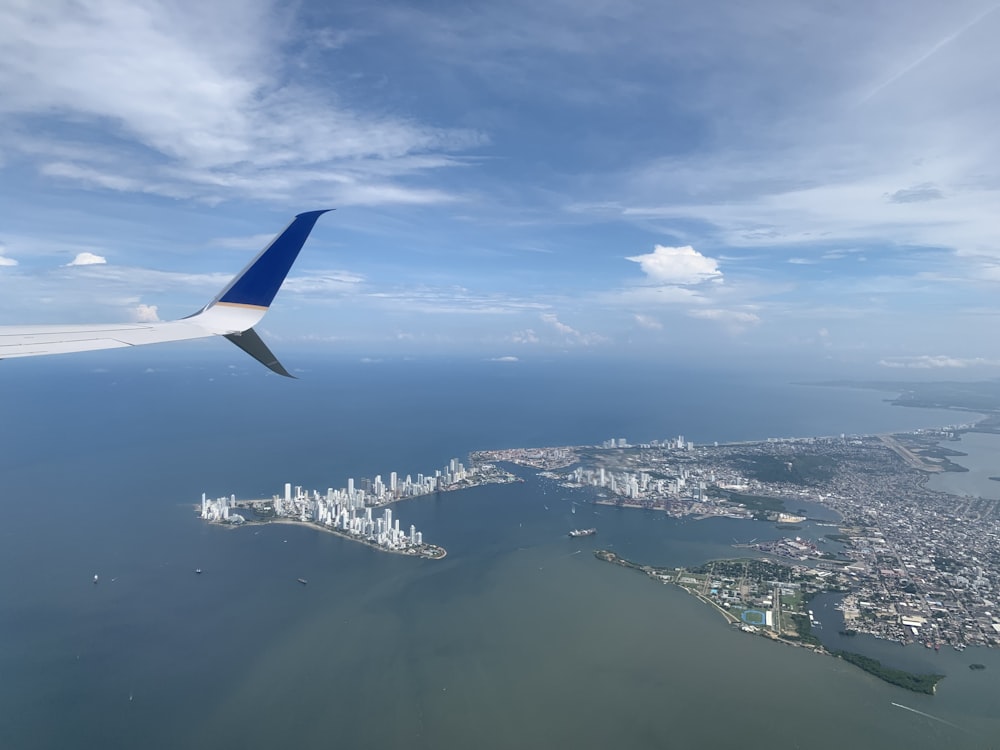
left=0, top=352, right=996, bottom=748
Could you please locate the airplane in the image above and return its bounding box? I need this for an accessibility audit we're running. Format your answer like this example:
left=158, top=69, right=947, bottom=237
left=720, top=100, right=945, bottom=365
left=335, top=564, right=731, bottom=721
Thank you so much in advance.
left=0, top=209, right=332, bottom=377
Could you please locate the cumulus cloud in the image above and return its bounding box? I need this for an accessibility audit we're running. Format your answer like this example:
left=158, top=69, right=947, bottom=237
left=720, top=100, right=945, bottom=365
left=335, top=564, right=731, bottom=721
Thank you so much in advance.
left=633, top=313, right=662, bottom=329
left=878, top=355, right=1000, bottom=369
left=133, top=304, right=160, bottom=322
left=509, top=329, right=539, bottom=344
left=540, top=313, right=606, bottom=345
left=627, top=245, right=722, bottom=285
left=687, top=308, right=760, bottom=331
left=66, top=252, right=107, bottom=266
left=0, top=246, right=17, bottom=266
left=541, top=313, right=577, bottom=336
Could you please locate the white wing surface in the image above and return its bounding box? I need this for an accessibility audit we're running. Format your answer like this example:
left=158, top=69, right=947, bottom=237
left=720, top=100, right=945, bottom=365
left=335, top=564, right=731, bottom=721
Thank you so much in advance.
left=0, top=210, right=332, bottom=376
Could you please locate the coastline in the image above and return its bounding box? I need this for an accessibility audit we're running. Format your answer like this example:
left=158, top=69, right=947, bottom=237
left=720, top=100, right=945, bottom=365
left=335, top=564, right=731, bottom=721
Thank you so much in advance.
left=205, top=515, right=447, bottom=560
left=594, top=549, right=944, bottom=694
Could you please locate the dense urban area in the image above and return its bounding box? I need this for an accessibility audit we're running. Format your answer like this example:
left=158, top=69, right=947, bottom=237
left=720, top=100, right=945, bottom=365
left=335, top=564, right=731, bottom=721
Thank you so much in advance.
left=200, top=457, right=518, bottom=558
left=202, top=382, right=1000, bottom=690
left=473, top=419, right=1000, bottom=654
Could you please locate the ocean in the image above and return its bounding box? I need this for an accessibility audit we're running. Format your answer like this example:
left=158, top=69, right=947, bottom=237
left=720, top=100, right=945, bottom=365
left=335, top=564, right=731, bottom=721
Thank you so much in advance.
left=1, top=352, right=997, bottom=749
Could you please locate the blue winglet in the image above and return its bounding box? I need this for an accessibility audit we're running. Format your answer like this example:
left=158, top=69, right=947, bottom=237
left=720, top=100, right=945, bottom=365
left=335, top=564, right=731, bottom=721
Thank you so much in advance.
left=212, top=210, right=333, bottom=309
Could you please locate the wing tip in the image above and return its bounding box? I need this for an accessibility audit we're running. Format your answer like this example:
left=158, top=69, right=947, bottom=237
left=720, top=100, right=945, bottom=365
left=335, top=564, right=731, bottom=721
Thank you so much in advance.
left=224, top=329, right=296, bottom=378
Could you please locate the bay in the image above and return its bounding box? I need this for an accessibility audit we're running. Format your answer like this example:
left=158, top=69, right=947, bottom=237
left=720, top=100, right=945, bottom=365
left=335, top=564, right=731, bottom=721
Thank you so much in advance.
left=0, top=355, right=994, bottom=748
left=926, top=431, right=1000, bottom=500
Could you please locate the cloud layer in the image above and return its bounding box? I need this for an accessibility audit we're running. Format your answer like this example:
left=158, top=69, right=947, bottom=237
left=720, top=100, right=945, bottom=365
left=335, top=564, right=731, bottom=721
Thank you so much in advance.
left=0, top=0, right=483, bottom=205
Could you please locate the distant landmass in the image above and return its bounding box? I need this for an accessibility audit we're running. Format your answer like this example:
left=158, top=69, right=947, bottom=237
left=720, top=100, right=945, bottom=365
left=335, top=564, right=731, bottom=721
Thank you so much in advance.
left=806, top=379, right=1000, bottom=431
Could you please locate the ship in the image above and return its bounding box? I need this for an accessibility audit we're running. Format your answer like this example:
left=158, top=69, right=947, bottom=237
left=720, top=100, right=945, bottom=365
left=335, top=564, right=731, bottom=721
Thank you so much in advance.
left=568, top=528, right=597, bottom=537
left=297, top=578, right=308, bottom=585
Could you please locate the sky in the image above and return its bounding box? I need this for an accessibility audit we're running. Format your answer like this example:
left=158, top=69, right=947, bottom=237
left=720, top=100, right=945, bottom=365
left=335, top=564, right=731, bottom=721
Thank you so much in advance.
left=3, top=0, right=1000, bottom=374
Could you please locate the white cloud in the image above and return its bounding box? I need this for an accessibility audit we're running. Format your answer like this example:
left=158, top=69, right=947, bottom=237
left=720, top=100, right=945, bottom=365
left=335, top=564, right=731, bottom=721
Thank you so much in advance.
left=540, top=313, right=606, bottom=345
left=363, top=287, right=548, bottom=316
left=626, top=245, right=722, bottom=285
left=488, top=355, right=519, bottom=362
left=633, top=313, right=662, bottom=329
left=133, top=304, right=160, bottom=322
left=0, top=1, right=484, bottom=205
left=0, top=245, right=17, bottom=266
left=66, top=252, right=107, bottom=266
left=687, top=308, right=760, bottom=331
left=282, top=271, right=366, bottom=294
left=509, top=329, right=539, bottom=344
left=210, top=233, right=276, bottom=250
left=878, top=355, right=1000, bottom=369
left=541, top=312, right=577, bottom=336
left=611, top=285, right=707, bottom=307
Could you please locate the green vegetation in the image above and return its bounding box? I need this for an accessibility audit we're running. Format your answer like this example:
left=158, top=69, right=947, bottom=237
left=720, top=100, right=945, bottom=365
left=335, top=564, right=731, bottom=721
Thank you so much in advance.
left=781, top=590, right=803, bottom=612
left=689, top=558, right=795, bottom=582
left=731, top=454, right=837, bottom=486
left=833, top=650, right=944, bottom=694
left=785, top=614, right=822, bottom=647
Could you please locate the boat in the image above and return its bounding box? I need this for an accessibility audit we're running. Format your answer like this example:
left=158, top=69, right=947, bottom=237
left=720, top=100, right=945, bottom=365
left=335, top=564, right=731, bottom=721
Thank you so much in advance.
left=93, top=574, right=98, bottom=584
left=568, top=528, right=597, bottom=537
left=195, top=569, right=202, bottom=574
left=297, top=578, right=308, bottom=585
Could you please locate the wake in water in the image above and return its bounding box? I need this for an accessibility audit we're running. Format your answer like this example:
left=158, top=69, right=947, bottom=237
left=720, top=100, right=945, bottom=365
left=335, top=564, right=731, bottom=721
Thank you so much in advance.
left=890, top=702, right=967, bottom=733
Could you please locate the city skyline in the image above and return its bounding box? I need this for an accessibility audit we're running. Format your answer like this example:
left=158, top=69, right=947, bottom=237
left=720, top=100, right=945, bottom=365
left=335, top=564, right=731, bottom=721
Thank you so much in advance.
left=199, top=456, right=516, bottom=554
left=3, top=2, right=1000, bottom=373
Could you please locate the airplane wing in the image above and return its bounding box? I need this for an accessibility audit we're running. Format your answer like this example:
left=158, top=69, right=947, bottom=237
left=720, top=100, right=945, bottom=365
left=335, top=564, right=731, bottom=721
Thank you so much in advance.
left=0, top=209, right=332, bottom=376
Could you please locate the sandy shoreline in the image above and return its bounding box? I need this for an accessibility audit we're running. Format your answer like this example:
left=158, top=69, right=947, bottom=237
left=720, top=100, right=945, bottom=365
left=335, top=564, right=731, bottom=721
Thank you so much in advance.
left=205, top=514, right=447, bottom=560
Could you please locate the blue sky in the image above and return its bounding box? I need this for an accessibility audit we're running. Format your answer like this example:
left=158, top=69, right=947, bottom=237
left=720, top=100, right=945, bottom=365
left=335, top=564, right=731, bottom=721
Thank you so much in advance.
left=3, top=0, right=1000, bottom=373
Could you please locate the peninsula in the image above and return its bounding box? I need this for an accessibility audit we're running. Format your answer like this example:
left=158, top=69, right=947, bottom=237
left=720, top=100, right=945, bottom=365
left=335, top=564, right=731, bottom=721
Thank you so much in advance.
left=593, top=549, right=945, bottom=694
left=199, top=457, right=518, bottom=559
